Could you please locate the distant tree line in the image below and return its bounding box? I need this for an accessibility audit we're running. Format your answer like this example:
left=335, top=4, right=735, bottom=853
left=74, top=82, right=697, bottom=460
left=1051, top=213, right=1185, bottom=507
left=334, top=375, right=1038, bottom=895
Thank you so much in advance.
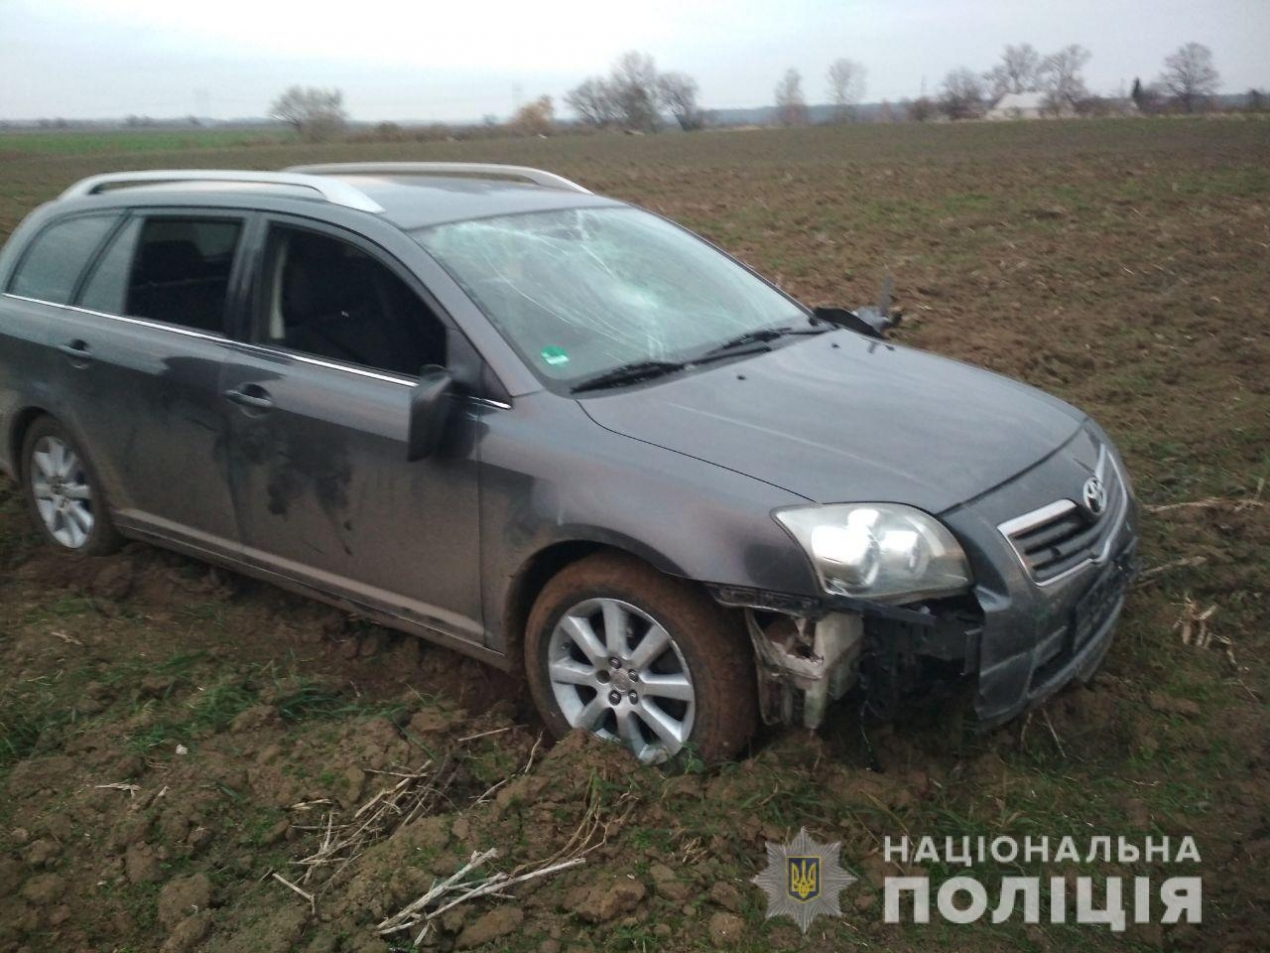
left=760, top=39, right=1231, bottom=128
left=897, top=41, right=1226, bottom=123
left=263, top=39, right=1247, bottom=144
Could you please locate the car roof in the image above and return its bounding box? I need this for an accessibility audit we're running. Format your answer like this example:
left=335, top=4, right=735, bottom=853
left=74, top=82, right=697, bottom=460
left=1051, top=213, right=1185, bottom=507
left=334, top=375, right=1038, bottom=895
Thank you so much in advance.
left=328, top=174, right=621, bottom=229
left=51, top=166, right=625, bottom=231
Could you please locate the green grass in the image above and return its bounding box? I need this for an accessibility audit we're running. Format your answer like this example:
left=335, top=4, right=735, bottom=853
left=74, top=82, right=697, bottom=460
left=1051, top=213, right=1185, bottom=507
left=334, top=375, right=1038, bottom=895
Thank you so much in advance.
left=0, top=666, right=97, bottom=771
left=0, top=700, right=70, bottom=768
left=111, top=655, right=405, bottom=752
left=0, top=127, right=294, bottom=156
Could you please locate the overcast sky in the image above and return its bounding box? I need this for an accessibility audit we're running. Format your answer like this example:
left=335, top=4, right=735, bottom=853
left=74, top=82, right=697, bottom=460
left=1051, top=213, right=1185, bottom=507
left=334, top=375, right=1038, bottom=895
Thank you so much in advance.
left=1, top=0, right=1266, bottom=121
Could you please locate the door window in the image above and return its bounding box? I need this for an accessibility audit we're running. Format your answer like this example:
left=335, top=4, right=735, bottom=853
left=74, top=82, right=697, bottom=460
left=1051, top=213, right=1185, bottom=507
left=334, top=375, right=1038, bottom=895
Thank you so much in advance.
left=116, top=217, right=244, bottom=334
left=259, top=226, right=445, bottom=377
left=7, top=213, right=119, bottom=304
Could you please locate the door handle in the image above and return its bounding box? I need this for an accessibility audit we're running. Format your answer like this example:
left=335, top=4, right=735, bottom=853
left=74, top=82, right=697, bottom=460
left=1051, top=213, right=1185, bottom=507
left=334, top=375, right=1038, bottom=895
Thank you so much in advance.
left=223, top=385, right=274, bottom=411
left=56, top=340, right=94, bottom=364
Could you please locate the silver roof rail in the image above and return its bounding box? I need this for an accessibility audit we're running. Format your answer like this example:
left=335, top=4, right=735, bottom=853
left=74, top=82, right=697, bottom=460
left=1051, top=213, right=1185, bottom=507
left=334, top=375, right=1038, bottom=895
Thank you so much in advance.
left=284, top=162, right=591, bottom=194
left=59, top=170, right=385, bottom=213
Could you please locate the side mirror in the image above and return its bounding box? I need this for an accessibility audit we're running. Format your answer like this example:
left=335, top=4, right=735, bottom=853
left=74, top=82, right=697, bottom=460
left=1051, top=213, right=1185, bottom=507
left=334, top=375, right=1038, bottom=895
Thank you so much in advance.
left=407, top=365, right=453, bottom=461
left=813, top=305, right=897, bottom=340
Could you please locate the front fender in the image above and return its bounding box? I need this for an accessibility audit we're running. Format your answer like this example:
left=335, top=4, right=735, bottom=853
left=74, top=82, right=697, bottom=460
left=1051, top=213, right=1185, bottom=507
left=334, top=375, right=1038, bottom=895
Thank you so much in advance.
left=475, top=394, right=818, bottom=655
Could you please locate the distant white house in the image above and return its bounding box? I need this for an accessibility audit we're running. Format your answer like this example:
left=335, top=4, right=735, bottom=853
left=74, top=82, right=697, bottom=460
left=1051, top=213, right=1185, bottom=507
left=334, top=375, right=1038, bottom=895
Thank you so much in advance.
left=986, top=91, right=1067, bottom=120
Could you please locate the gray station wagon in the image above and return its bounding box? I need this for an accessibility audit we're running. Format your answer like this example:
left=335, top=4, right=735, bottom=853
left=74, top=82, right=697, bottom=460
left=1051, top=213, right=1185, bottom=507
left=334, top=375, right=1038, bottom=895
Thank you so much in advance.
left=0, top=164, right=1138, bottom=763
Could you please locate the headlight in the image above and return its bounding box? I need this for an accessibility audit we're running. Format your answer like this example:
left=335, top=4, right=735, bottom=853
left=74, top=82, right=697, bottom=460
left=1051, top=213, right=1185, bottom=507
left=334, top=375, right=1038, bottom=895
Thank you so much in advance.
left=774, top=503, right=973, bottom=603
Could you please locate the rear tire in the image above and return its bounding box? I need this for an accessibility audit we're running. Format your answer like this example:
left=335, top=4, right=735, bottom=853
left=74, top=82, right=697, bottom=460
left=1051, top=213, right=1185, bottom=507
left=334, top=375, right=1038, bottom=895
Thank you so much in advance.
left=524, top=552, right=758, bottom=765
left=21, top=417, right=122, bottom=556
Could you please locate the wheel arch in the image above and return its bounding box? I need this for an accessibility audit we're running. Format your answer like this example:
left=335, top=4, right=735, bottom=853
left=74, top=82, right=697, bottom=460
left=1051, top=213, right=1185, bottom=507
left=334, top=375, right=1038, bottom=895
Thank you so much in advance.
left=7, top=405, right=52, bottom=482
left=500, top=534, right=692, bottom=673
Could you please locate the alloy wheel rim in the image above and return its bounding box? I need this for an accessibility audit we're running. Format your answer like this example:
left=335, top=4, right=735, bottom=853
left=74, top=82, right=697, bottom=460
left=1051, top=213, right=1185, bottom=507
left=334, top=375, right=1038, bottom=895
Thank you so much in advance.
left=30, top=436, right=94, bottom=549
left=546, top=597, right=695, bottom=764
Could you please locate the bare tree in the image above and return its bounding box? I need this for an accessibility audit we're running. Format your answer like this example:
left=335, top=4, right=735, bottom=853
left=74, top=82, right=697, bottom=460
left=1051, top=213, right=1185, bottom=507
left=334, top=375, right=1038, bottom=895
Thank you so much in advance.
left=566, top=52, right=666, bottom=131
left=511, top=95, right=555, bottom=136
left=774, top=69, right=808, bottom=126
left=269, top=86, right=347, bottom=142
left=986, top=43, right=1041, bottom=97
left=826, top=58, right=867, bottom=121
left=1038, top=45, right=1091, bottom=114
left=657, top=72, right=703, bottom=130
left=906, top=96, right=936, bottom=122
left=564, top=78, right=618, bottom=128
left=1160, top=42, right=1221, bottom=113
left=610, top=51, right=661, bottom=132
left=939, top=68, right=986, bottom=120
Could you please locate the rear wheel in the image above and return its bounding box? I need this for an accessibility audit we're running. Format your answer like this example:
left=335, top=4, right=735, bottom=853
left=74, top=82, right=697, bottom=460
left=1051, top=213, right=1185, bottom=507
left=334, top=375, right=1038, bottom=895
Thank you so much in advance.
left=524, top=552, right=758, bottom=765
left=21, top=417, right=121, bottom=556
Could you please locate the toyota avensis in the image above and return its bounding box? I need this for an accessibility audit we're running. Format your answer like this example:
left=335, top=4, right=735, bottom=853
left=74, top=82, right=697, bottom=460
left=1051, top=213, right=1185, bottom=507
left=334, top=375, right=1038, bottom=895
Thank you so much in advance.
left=0, top=164, right=1137, bottom=764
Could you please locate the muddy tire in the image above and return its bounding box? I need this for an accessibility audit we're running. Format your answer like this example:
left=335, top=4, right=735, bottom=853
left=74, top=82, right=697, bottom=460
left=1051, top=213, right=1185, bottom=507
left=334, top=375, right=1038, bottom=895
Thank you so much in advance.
left=21, top=416, right=122, bottom=556
left=524, top=552, right=758, bottom=765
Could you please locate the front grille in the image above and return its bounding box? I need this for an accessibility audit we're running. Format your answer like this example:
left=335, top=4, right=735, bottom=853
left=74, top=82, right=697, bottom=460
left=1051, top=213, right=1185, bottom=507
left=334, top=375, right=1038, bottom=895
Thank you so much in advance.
left=1000, top=448, right=1127, bottom=584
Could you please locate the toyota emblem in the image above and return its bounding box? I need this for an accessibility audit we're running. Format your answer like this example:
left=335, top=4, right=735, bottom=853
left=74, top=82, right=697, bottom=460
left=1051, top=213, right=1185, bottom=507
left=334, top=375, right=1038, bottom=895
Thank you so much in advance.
left=1082, top=476, right=1107, bottom=517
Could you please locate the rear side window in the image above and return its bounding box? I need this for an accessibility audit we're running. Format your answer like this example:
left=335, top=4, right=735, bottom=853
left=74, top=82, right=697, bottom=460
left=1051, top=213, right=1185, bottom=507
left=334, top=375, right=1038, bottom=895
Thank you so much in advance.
left=119, top=217, right=244, bottom=333
left=8, top=214, right=119, bottom=304
left=78, top=217, right=141, bottom=314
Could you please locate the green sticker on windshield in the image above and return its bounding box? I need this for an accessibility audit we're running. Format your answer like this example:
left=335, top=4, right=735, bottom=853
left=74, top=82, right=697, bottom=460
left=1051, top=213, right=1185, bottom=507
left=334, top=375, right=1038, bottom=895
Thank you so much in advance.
left=540, top=346, right=570, bottom=367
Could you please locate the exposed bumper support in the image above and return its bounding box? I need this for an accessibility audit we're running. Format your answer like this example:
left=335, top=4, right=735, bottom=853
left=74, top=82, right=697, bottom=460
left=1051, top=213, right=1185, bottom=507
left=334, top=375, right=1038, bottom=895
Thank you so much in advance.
left=713, top=583, right=963, bottom=730
left=744, top=609, right=863, bottom=729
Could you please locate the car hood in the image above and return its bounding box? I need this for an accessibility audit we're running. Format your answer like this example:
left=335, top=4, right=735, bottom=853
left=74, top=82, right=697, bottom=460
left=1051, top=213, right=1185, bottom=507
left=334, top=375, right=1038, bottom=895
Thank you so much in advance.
left=577, top=330, right=1086, bottom=514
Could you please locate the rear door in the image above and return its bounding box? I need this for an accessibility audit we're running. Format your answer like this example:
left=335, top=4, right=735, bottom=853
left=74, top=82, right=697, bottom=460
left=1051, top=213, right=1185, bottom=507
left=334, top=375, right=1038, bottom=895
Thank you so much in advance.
left=50, top=210, right=250, bottom=550
left=220, top=216, right=484, bottom=646
left=1, top=211, right=120, bottom=478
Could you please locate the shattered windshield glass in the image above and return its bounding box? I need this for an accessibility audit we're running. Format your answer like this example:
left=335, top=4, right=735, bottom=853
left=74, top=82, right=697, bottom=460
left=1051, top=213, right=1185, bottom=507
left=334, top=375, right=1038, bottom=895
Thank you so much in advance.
left=415, top=207, right=806, bottom=386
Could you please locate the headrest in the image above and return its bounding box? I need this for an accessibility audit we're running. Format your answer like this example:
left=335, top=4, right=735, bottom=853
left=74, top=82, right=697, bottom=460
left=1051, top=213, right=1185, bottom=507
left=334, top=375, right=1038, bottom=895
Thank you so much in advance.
left=281, top=237, right=375, bottom=322
left=135, top=240, right=204, bottom=283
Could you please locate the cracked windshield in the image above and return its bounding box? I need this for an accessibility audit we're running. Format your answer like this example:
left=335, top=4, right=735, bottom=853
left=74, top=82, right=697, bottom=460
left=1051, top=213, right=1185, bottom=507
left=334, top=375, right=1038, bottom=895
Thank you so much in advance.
left=416, top=206, right=806, bottom=384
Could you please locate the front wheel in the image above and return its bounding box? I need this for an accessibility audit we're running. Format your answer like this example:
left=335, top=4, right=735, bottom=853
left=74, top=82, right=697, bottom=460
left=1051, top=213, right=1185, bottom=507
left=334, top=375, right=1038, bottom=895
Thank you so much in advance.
left=524, top=553, right=758, bottom=765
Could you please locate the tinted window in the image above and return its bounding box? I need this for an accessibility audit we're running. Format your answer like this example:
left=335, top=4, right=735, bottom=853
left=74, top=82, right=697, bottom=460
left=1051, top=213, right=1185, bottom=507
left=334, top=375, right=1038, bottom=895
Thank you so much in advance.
left=125, top=217, right=243, bottom=333
left=260, top=226, right=445, bottom=377
left=8, top=214, right=118, bottom=304
left=78, top=217, right=141, bottom=314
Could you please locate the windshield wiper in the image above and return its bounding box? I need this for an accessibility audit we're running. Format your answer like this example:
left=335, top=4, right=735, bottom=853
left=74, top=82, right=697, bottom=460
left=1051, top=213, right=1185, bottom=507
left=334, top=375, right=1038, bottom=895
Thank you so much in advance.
left=694, top=322, right=831, bottom=363
left=569, top=359, right=687, bottom=394
left=569, top=323, right=829, bottom=394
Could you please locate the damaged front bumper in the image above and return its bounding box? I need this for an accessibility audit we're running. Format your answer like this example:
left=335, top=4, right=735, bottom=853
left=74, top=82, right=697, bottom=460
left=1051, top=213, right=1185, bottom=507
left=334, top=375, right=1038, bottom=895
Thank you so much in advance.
left=975, top=537, right=1138, bottom=728
left=710, top=529, right=1137, bottom=732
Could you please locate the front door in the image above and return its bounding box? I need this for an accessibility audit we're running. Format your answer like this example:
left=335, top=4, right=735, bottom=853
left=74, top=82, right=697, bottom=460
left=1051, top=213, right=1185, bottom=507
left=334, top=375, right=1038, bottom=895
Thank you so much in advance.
left=221, top=218, right=483, bottom=644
